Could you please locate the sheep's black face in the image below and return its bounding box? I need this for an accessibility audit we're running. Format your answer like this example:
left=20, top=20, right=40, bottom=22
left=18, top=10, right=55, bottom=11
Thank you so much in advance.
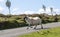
left=24, top=16, right=28, bottom=20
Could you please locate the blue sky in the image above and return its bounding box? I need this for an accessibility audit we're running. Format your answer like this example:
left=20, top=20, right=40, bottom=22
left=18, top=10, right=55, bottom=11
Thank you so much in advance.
left=0, top=0, right=60, bottom=15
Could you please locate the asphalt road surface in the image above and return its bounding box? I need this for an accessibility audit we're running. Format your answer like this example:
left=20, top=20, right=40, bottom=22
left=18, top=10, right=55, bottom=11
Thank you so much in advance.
left=0, top=22, right=60, bottom=37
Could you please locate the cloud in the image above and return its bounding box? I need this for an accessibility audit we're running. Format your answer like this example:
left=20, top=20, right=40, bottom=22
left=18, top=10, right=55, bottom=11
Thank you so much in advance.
left=24, top=10, right=36, bottom=14
left=12, top=11, right=24, bottom=15
left=0, top=0, right=4, bottom=2
left=12, top=8, right=19, bottom=12
left=53, top=8, right=60, bottom=12
left=11, top=8, right=25, bottom=15
left=23, top=7, right=52, bottom=15
left=10, top=7, right=60, bottom=15
left=37, top=7, right=60, bottom=15
left=53, top=8, right=60, bottom=15
left=37, top=7, right=51, bottom=15
left=0, top=7, right=4, bottom=12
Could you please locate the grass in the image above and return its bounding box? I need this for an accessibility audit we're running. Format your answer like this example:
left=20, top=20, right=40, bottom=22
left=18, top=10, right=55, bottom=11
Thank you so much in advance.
left=18, top=27, right=60, bottom=37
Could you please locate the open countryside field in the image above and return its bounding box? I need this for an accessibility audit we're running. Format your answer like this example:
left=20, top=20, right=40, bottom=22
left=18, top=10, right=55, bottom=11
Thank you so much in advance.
left=18, top=27, right=60, bottom=37
left=0, top=0, right=60, bottom=37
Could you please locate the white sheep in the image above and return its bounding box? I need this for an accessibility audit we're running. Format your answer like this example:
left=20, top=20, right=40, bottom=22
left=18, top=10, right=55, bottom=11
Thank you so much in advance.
left=24, top=16, right=43, bottom=29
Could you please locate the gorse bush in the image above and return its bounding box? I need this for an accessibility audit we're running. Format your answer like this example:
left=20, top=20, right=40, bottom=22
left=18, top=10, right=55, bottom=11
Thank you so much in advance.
left=0, top=21, right=19, bottom=30
left=0, top=20, right=28, bottom=30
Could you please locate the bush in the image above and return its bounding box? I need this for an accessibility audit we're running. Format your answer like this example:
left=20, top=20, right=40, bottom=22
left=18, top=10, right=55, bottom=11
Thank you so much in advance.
left=54, top=17, right=58, bottom=22
left=0, top=14, right=60, bottom=30
left=16, top=20, right=28, bottom=27
left=0, top=19, right=28, bottom=30
left=0, top=20, right=20, bottom=30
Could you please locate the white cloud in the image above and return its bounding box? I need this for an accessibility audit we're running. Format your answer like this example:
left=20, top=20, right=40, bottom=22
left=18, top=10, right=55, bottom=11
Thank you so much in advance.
left=11, top=8, right=20, bottom=15
left=53, top=8, right=60, bottom=12
left=12, top=11, right=24, bottom=15
left=11, top=11, right=17, bottom=15
left=0, top=7, right=4, bottom=12
left=10, top=7, right=60, bottom=15
left=37, top=7, right=60, bottom=15
left=0, top=0, right=4, bottom=2
left=12, top=8, right=19, bottom=12
left=12, top=7, right=60, bottom=15
left=24, top=10, right=36, bottom=14
left=11, top=8, right=30, bottom=15
left=37, top=7, right=51, bottom=15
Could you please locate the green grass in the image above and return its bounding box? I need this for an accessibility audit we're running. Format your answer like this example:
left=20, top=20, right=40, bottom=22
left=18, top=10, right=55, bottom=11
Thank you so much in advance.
left=18, top=27, right=60, bottom=37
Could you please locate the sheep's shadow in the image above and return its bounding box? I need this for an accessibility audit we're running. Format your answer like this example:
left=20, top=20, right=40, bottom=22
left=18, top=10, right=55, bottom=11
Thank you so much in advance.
left=34, top=27, right=50, bottom=30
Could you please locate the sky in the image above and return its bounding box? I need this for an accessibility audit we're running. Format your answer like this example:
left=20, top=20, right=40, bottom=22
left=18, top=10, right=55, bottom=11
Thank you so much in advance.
left=0, top=0, right=60, bottom=15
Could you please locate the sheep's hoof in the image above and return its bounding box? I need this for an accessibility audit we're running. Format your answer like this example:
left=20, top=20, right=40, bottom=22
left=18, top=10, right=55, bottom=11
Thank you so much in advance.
left=34, top=28, right=36, bottom=29
left=41, top=27, right=43, bottom=29
left=27, top=28, right=29, bottom=29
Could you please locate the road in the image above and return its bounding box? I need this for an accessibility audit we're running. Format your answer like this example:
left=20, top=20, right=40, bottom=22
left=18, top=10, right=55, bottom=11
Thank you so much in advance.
left=0, top=22, right=60, bottom=37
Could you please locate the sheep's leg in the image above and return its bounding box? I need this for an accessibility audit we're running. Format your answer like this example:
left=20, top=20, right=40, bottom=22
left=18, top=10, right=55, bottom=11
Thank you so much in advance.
left=40, top=23, right=43, bottom=29
left=27, top=27, right=29, bottom=29
left=30, top=26, right=33, bottom=28
left=29, top=24, right=33, bottom=28
left=39, top=20, right=43, bottom=29
left=27, top=23, right=31, bottom=29
left=34, top=25, right=37, bottom=29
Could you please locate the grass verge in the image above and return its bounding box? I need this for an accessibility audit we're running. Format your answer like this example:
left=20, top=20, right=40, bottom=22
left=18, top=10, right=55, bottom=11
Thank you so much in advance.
left=18, top=27, right=60, bottom=37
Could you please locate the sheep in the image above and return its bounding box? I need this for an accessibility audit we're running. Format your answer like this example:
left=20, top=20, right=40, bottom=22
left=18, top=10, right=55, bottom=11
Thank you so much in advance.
left=24, top=16, right=43, bottom=29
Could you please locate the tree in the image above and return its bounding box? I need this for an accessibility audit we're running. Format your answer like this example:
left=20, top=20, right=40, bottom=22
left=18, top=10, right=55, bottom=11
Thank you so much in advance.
left=42, top=5, right=46, bottom=17
left=50, top=7, right=53, bottom=16
left=39, top=5, right=46, bottom=29
left=6, top=0, right=11, bottom=16
left=54, top=12, right=58, bottom=22
left=42, top=5, right=46, bottom=11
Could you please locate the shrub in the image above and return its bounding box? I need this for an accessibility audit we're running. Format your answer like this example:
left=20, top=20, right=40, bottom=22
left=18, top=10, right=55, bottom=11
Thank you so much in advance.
left=0, top=20, right=20, bottom=30
left=0, top=19, right=28, bottom=30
